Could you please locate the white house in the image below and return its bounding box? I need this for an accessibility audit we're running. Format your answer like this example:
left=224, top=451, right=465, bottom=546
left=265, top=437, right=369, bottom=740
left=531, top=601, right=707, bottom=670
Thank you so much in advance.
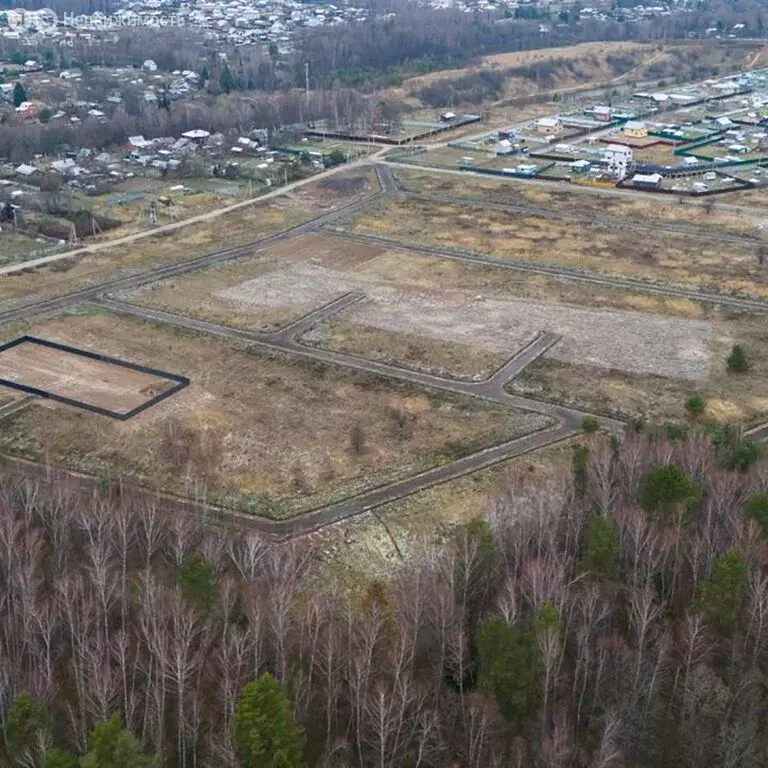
left=603, top=144, right=633, bottom=180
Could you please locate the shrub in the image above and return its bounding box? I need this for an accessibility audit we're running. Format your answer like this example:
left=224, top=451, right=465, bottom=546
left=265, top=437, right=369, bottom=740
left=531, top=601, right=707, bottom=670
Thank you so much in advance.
left=641, top=463, right=700, bottom=521
left=727, top=344, right=749, bottom=372
left=685, top=395, right=707, bottom=417
left=581, top=415, right=599, bottom=434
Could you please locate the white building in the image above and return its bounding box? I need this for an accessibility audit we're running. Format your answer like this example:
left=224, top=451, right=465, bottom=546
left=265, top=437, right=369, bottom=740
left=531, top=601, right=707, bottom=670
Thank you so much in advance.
left=603, top=144, right=633, bottom=180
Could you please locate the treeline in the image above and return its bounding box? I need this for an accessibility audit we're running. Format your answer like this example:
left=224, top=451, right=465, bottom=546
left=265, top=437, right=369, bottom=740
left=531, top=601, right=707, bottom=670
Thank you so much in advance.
left=1, top=422, right=768, bottom=765
left=0, top=87, right=374, bottom=162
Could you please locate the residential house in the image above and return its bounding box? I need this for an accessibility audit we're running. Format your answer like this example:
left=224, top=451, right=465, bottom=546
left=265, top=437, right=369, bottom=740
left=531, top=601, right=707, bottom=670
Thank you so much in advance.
left=623, top=120, right=648, bottom=138
left=535, top=117, right=564, bottom=135
left=630, top=172, right=663, bottom=189
left=593, top=105, right=612, bottom=122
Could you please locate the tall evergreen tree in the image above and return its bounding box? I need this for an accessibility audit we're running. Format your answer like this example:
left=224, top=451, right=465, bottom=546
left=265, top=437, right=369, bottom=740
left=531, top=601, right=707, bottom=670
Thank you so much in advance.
left=696, top=549, right=748, bottom=635
left=80, top=714, right=157, bottom=768
left=232, top=674, right=305, bottom=768
left=12, top=82, right=27, bottom=107
left=475, top=617, right=535, bottom=726
left=4, top=691, right=52, bottom=765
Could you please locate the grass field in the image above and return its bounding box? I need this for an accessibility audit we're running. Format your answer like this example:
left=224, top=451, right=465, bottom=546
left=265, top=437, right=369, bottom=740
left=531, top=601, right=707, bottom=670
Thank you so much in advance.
left=0, top=308, right=550, bottom=517
left=350, top=195, right=768, bottom=296
left=301, top=317, right=508, bottom=380
left=0, top=232, right=54, bottom=267
left=392, top=168, right=767, bottom=234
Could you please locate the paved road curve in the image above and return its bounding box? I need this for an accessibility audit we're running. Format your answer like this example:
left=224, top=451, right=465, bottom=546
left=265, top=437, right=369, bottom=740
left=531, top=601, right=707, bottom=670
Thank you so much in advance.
left=95, top=296, right=623, bottom=432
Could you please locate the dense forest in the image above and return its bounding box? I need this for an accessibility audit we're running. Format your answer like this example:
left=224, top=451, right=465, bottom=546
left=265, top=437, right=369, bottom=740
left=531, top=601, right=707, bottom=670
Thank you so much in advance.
left=0, top=423, right=767, bottom=766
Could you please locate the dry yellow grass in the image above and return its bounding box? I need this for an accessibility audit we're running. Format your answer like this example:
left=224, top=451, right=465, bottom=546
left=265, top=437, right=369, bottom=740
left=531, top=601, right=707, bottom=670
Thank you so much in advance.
left=0, top=308, right=549, bottom=517
left=394, top=168, right=765, bottom=235
left=302, top=317, right=507, bottom=380
left=352, top=197, right=767, bottom=294
left=511, top=312, right=768, bottom=425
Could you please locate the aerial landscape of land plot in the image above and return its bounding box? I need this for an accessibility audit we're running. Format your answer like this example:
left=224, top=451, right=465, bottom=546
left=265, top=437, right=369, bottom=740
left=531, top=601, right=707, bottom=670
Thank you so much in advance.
left=6, top=50, right=768, bottom=538
left=3, top=22, right=768, bottom=765
left=0, top=308, right=552, bottom=517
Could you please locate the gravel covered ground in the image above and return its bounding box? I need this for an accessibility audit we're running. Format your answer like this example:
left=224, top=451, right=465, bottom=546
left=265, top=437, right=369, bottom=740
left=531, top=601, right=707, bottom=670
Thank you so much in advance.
left=217, top=263, right=711, bottom=379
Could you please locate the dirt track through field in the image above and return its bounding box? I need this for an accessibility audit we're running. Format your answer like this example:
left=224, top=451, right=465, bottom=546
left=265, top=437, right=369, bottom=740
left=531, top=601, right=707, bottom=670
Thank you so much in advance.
left=0, top=342, right=174, bottom=412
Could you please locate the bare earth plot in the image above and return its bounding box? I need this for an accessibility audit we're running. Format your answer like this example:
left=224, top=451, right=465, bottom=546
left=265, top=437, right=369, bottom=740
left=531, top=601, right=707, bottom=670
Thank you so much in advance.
left=510, top=313, right=768, bottom=424
left=0, top=341, right=175, bottom=414
left=0, top=309, right=550, bottom=518
left=126, top=235, right=387, bottom=331
left=231, top=261, right=710, bottom=378
left=350, top=198, right=768, bottom=296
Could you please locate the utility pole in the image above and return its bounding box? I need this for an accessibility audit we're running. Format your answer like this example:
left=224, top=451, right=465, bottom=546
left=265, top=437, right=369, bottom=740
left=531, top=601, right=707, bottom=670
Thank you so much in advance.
left=304, top=61, right=310, bottom=108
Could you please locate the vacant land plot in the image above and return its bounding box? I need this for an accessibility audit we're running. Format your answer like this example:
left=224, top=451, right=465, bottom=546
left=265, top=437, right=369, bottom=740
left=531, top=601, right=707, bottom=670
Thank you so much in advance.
left=350, top=196, right=767, bottom=295
left=0, top=308, right=549, bottom=517
left=131, top=231, right=710, bottom=381
left=391, top=168, right=767, bottom=235
left=0, top=339, right=177, bottom=414
left=233, top=260, right=707, bottom=378
left=127, top=231, right=711, bottom=380
left=510, top=311, right=768, bottom=424
left=124, top=234, right=388, bottom=331
left=0, top=168, right=380, bottom=312
left=303, top=319, right=507, bottom=380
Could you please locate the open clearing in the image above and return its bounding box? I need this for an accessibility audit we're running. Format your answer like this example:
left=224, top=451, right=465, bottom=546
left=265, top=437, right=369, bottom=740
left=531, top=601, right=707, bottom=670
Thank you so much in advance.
left=125, top=232, right=711, bottom=381
left=233, top=261, right=709, bottom=378
left=0, top=340, right=176, bottom=414
left=125, top=234, right=388, bottom=331
left=349, top=196, right=768, bottom=296
left=510, top=312, right=768, bottom=424
left=391, top=168, right=767, bottom=236
left=0, top=308, right=550, bottom=517
left=0, top=168, right=379, bottom=312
